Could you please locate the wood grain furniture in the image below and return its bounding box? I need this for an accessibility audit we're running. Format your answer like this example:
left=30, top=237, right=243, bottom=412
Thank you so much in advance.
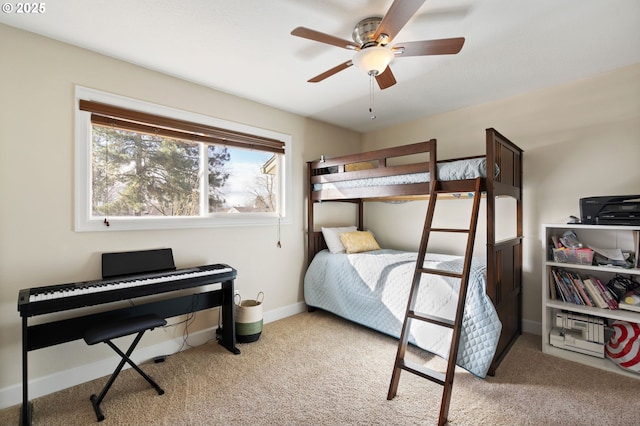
left=306, top=128, right=523, bottom=375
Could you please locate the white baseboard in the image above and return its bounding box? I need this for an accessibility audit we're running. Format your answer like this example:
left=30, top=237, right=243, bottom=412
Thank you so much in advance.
left=263, top=301, right=307, bottom=324
left=0, top=302, right=307, bottom=411
left=523, top=319, right=542, bottom=336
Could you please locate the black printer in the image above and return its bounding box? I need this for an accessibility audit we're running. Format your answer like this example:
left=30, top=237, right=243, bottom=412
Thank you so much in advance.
left=580, top=195, right=640, bottom=225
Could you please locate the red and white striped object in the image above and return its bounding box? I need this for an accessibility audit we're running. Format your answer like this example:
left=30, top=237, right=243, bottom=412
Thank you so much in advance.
left=605, top=320, right=640, bottom=373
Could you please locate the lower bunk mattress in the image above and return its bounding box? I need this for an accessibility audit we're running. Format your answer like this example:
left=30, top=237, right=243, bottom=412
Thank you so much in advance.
left=304, top=249, right=501, bottom=378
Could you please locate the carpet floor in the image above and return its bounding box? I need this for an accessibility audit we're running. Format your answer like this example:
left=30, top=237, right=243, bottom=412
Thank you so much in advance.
left=1, top=310, right=639, bottom=425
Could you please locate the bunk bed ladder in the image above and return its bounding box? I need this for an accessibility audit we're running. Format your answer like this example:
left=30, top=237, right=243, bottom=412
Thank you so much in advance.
left=387, top=177, right=483, bottom=426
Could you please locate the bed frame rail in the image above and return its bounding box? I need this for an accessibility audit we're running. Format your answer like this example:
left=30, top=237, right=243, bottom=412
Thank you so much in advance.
left=309, top=140, right=437, bottom=202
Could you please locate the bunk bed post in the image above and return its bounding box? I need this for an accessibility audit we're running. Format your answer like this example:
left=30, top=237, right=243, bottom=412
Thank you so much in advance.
left=485, top=129, right=497, bottom=292
left=357, top=200, right=364, bottom=231
left=306, top=161, right=314, bottom=267
left=515, top=136, right=524, bottom=357
left=485, top=130, right=497, bottom=375
left=429, top=139, right=437, bottom=184
left=485, top=128, right=524, bottom=375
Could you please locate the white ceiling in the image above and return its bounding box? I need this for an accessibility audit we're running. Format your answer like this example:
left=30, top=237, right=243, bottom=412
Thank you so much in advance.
left=2, top=0, right=639, bottom=133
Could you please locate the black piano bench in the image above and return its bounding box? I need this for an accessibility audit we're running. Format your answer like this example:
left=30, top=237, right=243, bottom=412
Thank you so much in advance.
left=83, top=314, right=167, bottom=422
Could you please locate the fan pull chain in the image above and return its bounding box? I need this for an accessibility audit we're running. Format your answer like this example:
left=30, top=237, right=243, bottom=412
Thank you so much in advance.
left=369, top=73, right=376, bottom=120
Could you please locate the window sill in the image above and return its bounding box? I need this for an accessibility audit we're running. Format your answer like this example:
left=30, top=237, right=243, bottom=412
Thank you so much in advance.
left=75, top=214, right=288, bottom=232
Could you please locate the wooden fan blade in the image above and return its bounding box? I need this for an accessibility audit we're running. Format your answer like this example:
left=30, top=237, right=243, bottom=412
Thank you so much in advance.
left=308, top=60, right=353, bottom=83
left=374, top=0, right=426, bottom=44
left=291, top=27, right=359, bottom=50
left=393, top=37, right=465, bottom=56
left=376, top=67, right=397, bottom=90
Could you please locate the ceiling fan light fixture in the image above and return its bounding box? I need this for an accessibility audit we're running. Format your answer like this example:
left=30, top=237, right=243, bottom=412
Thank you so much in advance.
left=352, top=46, right=394, bottom=76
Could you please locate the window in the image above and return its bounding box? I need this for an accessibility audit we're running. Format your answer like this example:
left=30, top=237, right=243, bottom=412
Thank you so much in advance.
left=75, top=86, right=291, bottom=231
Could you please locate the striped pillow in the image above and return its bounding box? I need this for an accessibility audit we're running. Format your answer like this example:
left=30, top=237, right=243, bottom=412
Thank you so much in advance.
left=605, top=320, right=640, bottom=373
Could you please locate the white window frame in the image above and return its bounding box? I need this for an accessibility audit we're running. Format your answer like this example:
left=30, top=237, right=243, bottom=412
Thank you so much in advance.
left=74, top=86, right=292, bottom=232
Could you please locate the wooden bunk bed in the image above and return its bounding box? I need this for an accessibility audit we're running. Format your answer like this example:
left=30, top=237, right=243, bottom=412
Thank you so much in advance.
left=305, top=128, right=523, bottom=376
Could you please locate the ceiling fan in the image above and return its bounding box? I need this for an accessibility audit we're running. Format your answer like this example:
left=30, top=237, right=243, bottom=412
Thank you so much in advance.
left=291, top=0, right=465, bottom=90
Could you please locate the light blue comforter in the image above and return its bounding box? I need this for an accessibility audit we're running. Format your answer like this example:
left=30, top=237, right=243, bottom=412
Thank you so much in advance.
left=304, top=249, right=501, bottom=378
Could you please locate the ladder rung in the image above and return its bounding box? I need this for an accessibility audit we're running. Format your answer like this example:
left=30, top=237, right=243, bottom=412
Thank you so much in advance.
left=400, top=359, right=445, bottom=386
left=427, top=228, right=470, bottom=233
left=435, top=190, right=480, bottom=195
left=418, top=267, right=463, bottom=279
left=434, top=180, right=482, bottom=195
left=408, top=310, right=455, bottom=328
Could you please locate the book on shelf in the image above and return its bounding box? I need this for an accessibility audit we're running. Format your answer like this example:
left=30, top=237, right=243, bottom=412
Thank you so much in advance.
left=549, top=267, right=619, bottom=309
left=619, top=301, right=640, bottom=313
left=550, top=267, right=576, bottom=304
left=634, top=230, right=640, bottom=269
left=569, top=271, right=594, bottom=307
left=551, top=268, right=575, bottom=303
left=590, top=275, right=619, bottom=310
left=582, top=278, right=609, bottom=309
left=548, top=269, right=557, bottom=300
left=561, top=270, right=584, bottom=304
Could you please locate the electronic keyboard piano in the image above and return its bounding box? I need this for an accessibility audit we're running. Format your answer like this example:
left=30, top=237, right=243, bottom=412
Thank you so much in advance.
left=18, top=263, right=235, bottom=317
left=17, top=248, right=239, bottom=426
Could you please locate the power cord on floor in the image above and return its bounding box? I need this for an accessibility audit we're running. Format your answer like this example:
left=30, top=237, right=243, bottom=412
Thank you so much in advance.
left=215, top=306, right=223, bottom=341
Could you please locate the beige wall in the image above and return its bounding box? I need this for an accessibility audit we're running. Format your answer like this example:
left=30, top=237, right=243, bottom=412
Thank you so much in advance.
left=361, top=63, right=640, bottom=330
left=2, top=20, right=639, bottom=406
left=0, top=24, right=360, bottom=403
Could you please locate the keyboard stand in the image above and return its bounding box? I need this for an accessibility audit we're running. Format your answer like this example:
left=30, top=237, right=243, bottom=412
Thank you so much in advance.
left=19, top=278, right=239, bottom=426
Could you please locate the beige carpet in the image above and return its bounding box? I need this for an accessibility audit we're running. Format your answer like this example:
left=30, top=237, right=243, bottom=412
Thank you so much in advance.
left=2, top=310, right=639, bottom=425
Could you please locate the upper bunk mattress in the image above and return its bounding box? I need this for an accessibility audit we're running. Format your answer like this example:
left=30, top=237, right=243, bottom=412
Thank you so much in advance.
left=312, top=157, right=496, bottom=192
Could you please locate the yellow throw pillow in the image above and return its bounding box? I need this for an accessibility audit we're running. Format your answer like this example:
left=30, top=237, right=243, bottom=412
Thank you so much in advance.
left=339, top=230, right=381, bottom=254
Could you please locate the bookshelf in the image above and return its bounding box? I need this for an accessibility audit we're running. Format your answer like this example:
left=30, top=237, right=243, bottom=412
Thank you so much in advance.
left=542, top=223, right=640, bottom=379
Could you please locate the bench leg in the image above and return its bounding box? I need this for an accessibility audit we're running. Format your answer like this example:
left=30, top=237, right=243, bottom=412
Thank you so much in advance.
left=90, top=331, right=164, bottom=422
left=106, top=339, right=165, bottom=395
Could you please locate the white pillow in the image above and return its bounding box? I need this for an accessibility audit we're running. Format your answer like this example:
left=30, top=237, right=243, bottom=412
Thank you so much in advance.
left=321, top=226, right=357, bottom=254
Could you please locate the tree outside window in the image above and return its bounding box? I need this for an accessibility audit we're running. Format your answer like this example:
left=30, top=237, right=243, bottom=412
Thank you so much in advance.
left=91, top=125, right=278, bottom=218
